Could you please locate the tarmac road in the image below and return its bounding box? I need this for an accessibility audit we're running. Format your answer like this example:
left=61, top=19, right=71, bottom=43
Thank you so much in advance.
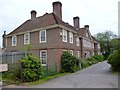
left=2, top=61, right=119, bottom=88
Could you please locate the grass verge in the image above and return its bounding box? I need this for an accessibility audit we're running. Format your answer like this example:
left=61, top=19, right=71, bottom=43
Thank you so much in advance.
left=3, top=73, right=70, bottom=86
left=22, top=73, right=70, bottom=85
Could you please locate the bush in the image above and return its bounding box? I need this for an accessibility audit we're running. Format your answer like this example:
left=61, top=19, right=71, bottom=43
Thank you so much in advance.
left=81, top=60, right=90, bottom=68
left=61, top=51, right=80, bottom=73
left=108, top=50, right=120, bottom=72
left=81, top=54, right=104, bottom=69
left=92, top=54, right=104, bottom=62
left=20, top=54, right=42, bottom=82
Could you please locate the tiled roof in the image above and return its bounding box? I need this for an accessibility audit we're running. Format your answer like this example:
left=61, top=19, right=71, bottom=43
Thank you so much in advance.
left=7, top=13, right=76, bottom=36
left=77, top=28, right=87, bottom=37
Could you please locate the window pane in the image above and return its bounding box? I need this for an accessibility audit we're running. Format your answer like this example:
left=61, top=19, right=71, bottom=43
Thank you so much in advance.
left=40, top=30, right=46, bottom=42
left=69, top=32, right=73, bottom=43
left=40, top=51, right=47, bottom=65
left=62, top=29, right=67, bottom=42
left=24, top=33, right=30, bottom=44
left=12, top=36, right=17, bottom=46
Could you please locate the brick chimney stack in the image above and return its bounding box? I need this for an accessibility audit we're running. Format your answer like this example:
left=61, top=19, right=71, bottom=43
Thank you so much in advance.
left=84, top=25, right=89, bottom=30
left=73, top=16, right=80, bottom=30
left=53, top=1, right=62, bottom=20
left=2, top=31, right=6, bottom=48
left=31, top=10, right=37, bottom=19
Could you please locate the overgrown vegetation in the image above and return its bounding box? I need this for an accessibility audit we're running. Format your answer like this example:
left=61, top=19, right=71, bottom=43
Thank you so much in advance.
left=81, top=54, right=104, bottom=68
left=20, top=54, right=42, bottom=82
left=94, top=31, right=118, bottom=59
left=61, top=51, right=80, bottom=73
left=107, top=50, right=120, bottom=72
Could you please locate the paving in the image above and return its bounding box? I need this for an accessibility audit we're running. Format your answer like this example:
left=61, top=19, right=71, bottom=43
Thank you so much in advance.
left=2, top=61, right=119, bottom=88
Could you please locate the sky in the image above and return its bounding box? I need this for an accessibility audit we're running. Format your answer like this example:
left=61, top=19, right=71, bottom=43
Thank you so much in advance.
left=0, top=0, right=119, bottom=47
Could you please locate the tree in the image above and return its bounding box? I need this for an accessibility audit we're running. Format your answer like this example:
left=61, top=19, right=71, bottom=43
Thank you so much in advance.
left=94, top=31, right=117, bottom=59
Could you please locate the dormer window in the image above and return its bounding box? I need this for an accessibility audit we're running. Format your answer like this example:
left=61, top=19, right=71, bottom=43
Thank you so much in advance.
left=24, top=33, right=30, bottom=45
left=12, top=36, right=17, bottom=46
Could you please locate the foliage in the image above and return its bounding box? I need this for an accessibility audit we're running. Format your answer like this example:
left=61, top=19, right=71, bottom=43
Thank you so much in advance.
left=2, top=64, right=21, bottom=81
left=20, top=54, right=42, bottom=82
left=81, top=54, right=104, bottom=68
left=81, top=60, right=90, bottom=68
left=61, top=51, right=80, bottom=73
left=109, top=38, right=120, bottom=50
left=107, top=50, right=120, bottom=72
left=94, top=31, right=118, bottom=59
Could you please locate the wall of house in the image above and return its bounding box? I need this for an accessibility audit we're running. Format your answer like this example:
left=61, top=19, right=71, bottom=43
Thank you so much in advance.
left=82, top=38, right=94, bottom=59
left=5, top=27, right=82, bottom=71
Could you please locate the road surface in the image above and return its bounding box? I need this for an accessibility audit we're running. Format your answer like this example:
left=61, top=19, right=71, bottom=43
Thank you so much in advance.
left=2, top=61, right=119, bottom=88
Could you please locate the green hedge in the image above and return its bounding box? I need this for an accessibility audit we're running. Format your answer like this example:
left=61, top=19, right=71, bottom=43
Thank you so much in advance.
left=61, top=51, right=80, bottom=73
left=108, top=50, right=120, bottom=72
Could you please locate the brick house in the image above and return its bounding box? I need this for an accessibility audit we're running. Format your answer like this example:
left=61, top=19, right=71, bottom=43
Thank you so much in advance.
left=2, top=1, right=100, bottom=71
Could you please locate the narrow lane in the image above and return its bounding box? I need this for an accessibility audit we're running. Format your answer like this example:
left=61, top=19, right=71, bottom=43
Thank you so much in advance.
left=3, top=61, right=119, bottom=88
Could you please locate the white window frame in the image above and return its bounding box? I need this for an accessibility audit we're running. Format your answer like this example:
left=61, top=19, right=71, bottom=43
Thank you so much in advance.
left=63, top=49, right=67, bottom=52
left=69, top=32, right=73, bottom=43
left=24, top=33, right=30, bottom=45
left=77, top=51, right=80, bottom=57
left=40, top=50, right=47, bottom=66
left=12, top=36, right=17, bottom=46
left=12, top=52, right=17, bottom=63
left=76, top=37, right=79, bottom=46
left=70, top=50, right=73, bottom=55
left=62, top=29, right=67, bottom=42
left=39, top=30, right=46, bottom=43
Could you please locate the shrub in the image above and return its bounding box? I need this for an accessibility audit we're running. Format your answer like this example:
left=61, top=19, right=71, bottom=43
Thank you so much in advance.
left=20, top=54, right=42, bottom=82
left=108, top=50, right=120, bottom=72
left=92, top=54, right=104, bottom=62
left=81, top=60, right=90, bottom=68
left=81, top=54, right=104, bottom=69
left=61, top=51, right=80, bottom=73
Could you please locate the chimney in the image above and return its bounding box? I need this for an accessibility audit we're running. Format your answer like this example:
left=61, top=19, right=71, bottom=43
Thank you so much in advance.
left=84, top=25, right=89, bottom=30
left=73, top=16, right=80, bottom=30
left=30, top=10, right=37, bottom=19
left=53, top=1, right=62, bottom=20
left=2, top=31, right=6, bottom=48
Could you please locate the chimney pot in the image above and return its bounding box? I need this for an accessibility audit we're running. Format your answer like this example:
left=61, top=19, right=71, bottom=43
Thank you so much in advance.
left=30, top=10, right=37, bottom=19
left=84, top=25, right=89, bottom=30
left=53, top=1, right=62, bottom=20
left=73, top=16, right=80, bottom=30
left=2, top=31, right=6, bottom=48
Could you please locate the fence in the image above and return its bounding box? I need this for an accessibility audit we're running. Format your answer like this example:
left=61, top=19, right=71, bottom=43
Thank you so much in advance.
left=1, top=52, right=26, bottom=71
left=1, top=51, right=58, bottom=81
left=41, top=63, right=58, bottom=78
